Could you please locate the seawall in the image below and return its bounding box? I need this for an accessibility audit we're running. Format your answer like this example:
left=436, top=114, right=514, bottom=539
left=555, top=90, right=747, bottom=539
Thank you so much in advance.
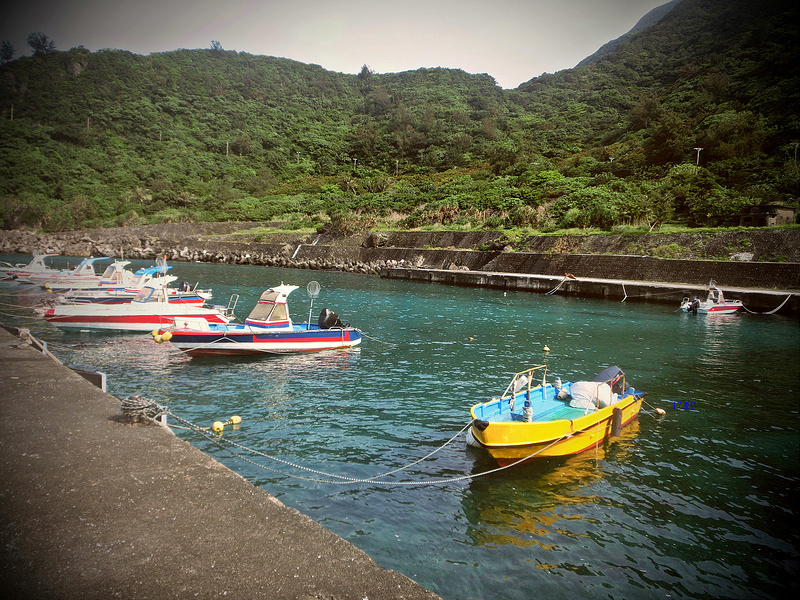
left=0, top=325, right=440, bottom=600
left=2, top=226, right=798, bottom=313
left=379, top=268, right=800, bottom=315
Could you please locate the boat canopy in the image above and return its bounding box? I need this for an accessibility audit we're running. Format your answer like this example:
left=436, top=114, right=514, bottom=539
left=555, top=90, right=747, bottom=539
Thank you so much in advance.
left=134, top=265, right=172, bottom=276
left=593, top=366, right=625, bottom=395
left=72, top=256, right=110, bottom=275
left=246, top=285, right=299, bottom=325
left=133, top=286, right=169, bottom=303
left=100, top=260, right=131, bottom=280
left=593, top=366, right=624, bottom=383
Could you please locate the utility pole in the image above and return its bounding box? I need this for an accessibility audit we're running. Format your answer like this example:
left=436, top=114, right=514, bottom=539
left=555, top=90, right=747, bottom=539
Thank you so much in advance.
left=694, top=147, right=703, bottom=166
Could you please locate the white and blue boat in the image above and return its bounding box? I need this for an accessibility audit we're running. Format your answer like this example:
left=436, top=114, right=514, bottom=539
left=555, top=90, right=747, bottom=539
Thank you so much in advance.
left=155, top=283, right=362, bottom=356
left=55, top=266, right=210, bottom=305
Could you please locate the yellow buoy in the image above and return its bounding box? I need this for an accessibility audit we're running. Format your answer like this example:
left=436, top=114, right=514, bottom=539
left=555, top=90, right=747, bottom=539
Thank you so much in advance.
left=153, top=334, right=163, bottom=343
left=543, top=345, right=551, bottom=352
left=212, top=420, right=225, bottom=432
left=161, top=331, right=172, bottom=341
left=229, top=415, right=242, bottom=425
left=655, top=408, right=666, bottom=416
left=151, top=328, right=160, bottom=337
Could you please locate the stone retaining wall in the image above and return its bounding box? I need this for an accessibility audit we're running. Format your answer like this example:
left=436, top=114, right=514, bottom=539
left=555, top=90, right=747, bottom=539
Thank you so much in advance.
left=2, top=226, right=798, bottom=290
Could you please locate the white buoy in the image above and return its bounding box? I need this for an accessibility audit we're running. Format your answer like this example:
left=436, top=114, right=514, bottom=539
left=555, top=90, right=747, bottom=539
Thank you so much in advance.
left=543, top=345, right=550, bottom=352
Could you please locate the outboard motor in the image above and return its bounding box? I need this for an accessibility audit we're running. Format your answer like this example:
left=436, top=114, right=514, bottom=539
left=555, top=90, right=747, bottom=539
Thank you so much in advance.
left=318, top=307, right=344, bottom=329
left=178, top=281, right=192, bottom=292
left=690, top=297, right=700, bottom=314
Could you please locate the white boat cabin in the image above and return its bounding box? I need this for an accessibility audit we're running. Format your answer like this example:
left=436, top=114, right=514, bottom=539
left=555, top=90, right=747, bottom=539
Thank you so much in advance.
left=133, top=286, right=173, bottom=304
left=244, top=284, right=299, bottom=330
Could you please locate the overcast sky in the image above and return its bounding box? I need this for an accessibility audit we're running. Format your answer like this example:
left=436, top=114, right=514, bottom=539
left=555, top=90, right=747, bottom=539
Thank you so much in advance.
left=2, top=0, right=668, bottom=89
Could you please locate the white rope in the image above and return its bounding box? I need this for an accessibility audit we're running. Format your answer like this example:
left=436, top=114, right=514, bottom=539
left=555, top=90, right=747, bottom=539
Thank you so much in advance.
left=120, top=395, right=583, bottom=486
left=742, top=294, right=793, bottom=315
left=545, top=277, right=568, bottom=295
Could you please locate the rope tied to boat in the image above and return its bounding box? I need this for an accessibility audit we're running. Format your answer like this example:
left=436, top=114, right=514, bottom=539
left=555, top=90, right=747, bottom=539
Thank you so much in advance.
left=117, top=394, right=617, bottom=486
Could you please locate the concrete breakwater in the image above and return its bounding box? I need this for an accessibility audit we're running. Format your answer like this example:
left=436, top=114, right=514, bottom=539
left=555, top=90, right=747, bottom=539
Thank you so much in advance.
left=1, top=225, right=798, bottom=313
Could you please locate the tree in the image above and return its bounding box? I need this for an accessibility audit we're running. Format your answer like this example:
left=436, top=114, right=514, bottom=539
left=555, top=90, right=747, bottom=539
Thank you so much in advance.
left=210, top=40, right=223, bottom=56
left=0, top=41, right=14, bottom=64
left=27, top=32, right=56, bottom=55
left=357, top=64, right=373, bottom=80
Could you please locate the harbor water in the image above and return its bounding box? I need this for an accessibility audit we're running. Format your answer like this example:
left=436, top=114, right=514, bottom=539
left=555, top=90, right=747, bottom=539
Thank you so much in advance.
left=1, top=255, right=798, bottom=600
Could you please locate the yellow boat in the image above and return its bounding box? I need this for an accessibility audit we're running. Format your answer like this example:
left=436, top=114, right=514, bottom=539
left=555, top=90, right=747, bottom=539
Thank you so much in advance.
left=468, top=365, right=644, bottom=466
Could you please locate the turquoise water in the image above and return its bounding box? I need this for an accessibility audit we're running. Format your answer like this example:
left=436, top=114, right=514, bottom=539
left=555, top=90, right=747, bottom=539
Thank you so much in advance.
left=2, top=255, right=798, bottom=599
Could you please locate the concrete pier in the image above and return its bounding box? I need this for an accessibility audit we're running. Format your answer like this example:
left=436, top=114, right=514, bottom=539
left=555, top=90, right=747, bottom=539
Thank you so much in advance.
left=0, top=326, right=440, bottom=600
left=380, top=268, right=800, bottom=316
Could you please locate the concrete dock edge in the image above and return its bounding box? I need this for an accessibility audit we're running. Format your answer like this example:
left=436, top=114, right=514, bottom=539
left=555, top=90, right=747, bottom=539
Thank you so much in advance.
left=380, top=268, right=800, bottom=315
left=0, top=326, right=440, bottom=600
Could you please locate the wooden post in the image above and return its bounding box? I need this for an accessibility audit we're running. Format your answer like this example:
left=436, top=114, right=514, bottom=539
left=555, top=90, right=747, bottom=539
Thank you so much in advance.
left=611, top=407, right=623, bottom=437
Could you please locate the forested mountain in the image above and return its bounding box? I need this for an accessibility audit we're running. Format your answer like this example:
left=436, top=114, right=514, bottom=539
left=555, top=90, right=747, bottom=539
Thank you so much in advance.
left=0, top=0, right=797, bottom=233
left=577, top=0, right=683, bottom=67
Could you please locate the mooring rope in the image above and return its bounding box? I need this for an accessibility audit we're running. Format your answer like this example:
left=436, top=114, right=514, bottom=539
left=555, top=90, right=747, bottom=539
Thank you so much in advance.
left=359, top=331, right=395, bottom=345
left=119, top=394, right=581, bottom=486
left=545, top=277, right=568, bottom=295
left=742, top=294, right=792, bottom=315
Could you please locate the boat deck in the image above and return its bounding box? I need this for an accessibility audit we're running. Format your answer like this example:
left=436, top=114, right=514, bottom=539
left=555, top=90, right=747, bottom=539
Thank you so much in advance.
left=506, top=403, right=588, bottom=422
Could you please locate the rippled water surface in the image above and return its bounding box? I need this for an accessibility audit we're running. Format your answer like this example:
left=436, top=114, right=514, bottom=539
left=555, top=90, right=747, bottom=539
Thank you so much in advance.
left=2, top=255, right=798, bottom=599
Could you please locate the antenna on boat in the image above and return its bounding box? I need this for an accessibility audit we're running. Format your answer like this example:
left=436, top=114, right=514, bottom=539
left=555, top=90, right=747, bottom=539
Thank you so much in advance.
left=306, top=281, right=320, bottom=329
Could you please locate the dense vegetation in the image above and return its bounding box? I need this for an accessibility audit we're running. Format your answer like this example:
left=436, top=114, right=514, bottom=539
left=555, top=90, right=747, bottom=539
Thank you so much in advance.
left=0, top=0, right=797, bottom=234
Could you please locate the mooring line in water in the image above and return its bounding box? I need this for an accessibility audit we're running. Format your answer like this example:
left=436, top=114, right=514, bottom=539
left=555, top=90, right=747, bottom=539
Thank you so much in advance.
left=0, top=308, right=43, bottom=321
left=359, top=331, right=395, bottom=345
left=119, top=394, right=575, bottom=486
left=0, top=297, right=40, bottom=309
left=742, top=294, right=792, bottom=315
left=194, top=422, right=575, bottom=486
left=640, top=398, right=667, bottom=417
left=545, top=277, right=568, bottom=295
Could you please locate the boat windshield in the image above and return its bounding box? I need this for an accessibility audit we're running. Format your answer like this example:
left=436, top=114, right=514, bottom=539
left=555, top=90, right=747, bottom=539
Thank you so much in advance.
left=100, top=261, right=129, bottom=281
left=133, top=287, right=166, bottom=303
left=247, top=291, right=289, bottom=322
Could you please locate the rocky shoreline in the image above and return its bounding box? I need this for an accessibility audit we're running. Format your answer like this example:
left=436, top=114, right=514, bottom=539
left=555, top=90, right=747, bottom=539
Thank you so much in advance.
left=0, top=225, right=391, bottom=275
left=1, top=224, right=799, bottom=289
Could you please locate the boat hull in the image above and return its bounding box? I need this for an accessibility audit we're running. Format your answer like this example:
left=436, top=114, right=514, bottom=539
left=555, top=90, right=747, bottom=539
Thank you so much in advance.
left=58, top=292, right=207, bottom=305
left=39, top=307, right=229, bottom=331
left=681, top=301, right=742, bottom=314
left=470, top=393, right=643, bottom=465
left=166, top=326, right=362, bottom=356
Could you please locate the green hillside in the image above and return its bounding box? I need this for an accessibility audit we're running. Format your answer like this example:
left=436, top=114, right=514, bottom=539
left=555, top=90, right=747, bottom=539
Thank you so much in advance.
left=0, top=0, right=797, bottom=233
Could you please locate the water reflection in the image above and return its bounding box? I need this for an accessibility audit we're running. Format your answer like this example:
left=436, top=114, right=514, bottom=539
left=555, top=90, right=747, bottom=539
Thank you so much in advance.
left=463, top=422, right=641, bottom=549
left=2, top=254, right=798, bottom=600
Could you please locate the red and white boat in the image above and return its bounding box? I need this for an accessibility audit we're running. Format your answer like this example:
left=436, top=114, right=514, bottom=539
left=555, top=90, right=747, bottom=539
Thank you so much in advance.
left=36, top=284, right=233, bottom=331
left=155, top=283, right=361, bottom=356
left=680, top=281, right=742, bottom=315
left=55, top=267, right=211, bottom=305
